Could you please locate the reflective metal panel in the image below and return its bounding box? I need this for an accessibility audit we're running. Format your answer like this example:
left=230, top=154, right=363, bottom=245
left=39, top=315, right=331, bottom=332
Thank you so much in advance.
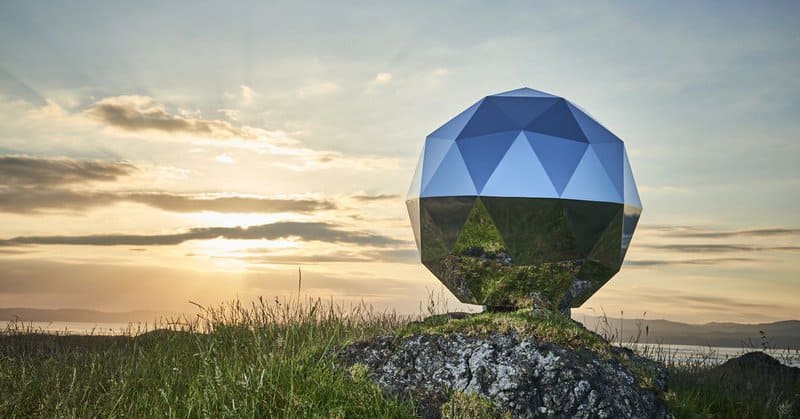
left=407, top=87, right=643, bottom=310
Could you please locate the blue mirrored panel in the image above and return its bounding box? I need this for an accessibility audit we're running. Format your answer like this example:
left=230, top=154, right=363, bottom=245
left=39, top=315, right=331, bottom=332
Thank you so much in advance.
left=525, top=131, right=588, bottom=195
left=592, top=142, right=625, bottom=199
left=420, top=143, right=477, bottom=197
left=623, top=149, right=642, bottom=209
left=566, top=103, right=621, bottom=144
left=481, top=132, right=559, bottom=198
left=420, top=137, right=454, bottom=193
left=493, top=87, right=556, bottom=98
left=428, top=100, right=483, bottom=140
left=457, top=99, right=518, bottom=139
left=456, top=130, right=518, bottom=193
left=526, top=98, right=587, bottom=142
left=406, top=148, right=424, bottom=200
left=486, top=96, right=559, bottom=128
left=561, top=146, right=623, bottom=203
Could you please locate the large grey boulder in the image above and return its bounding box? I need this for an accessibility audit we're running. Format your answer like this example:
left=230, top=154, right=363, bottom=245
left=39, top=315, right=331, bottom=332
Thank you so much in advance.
left=339, top=314, right=668, bottom=418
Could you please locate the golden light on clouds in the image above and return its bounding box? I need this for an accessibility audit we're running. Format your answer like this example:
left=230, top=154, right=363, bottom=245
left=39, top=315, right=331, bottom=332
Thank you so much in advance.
left=1, top=1, right=798, bottom=324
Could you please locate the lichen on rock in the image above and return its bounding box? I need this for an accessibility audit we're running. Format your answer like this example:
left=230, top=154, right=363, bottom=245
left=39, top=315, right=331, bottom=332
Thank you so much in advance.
left=339, top=310, right=668, bottom=418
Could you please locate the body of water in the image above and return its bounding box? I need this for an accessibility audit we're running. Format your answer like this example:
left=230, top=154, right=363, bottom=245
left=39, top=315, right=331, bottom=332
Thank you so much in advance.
left=3, top=321, right=799, bottom=368
left=1, top=321, right=156, bottom=336
left=629, top=343, right=800, bottom=368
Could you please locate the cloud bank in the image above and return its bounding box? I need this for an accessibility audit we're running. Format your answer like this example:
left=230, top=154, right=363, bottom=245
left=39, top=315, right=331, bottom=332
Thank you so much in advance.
left=2, top=221, right=403, bottom=247
left=86, top=95, right=253, bottom=139
left=0, top=155, right=135, bottom=186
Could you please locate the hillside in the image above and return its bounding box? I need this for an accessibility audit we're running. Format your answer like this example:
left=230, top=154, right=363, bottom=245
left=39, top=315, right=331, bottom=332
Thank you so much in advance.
left=577, top=316, right=800, bottom=349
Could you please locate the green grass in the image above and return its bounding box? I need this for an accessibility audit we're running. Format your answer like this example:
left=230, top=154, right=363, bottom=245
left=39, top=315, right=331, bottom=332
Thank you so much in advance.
left=594, top=313, right=800, bottom=419
left=1, top=297, right=798, bottom=418
left=653, top=348, right=800, bottom=418
left=0, top=298, right=416, bottom=418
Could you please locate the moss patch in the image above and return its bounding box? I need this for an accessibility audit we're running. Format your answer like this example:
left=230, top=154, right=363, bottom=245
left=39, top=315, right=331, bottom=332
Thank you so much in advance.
left=440, top=391, right=511, bottom=419
left=438, top=255, right=581, bottom=308
left=400, top=309, right=610, bottom=354
left=452, top=198, right=505, bottom=255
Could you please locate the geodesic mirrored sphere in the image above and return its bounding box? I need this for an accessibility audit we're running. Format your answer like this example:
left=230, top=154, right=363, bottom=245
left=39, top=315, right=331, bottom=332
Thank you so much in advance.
left=406, top=87, right=642, bottom=310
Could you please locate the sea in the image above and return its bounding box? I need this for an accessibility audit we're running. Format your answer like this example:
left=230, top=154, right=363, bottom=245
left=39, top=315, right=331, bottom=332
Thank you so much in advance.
left=3, top=321, right=799, bottom=368
left=1, top=321, right=157, bottom=336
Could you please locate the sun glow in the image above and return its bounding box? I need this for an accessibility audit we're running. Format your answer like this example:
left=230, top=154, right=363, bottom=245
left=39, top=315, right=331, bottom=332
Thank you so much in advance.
left=181, top=212, right=304, bottom=228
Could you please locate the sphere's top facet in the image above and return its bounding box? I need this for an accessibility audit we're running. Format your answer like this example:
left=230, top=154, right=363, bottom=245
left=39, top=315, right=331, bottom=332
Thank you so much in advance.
left=406, top=87, right=642, bottom=310
left=407, top=87, right=641, bottom=210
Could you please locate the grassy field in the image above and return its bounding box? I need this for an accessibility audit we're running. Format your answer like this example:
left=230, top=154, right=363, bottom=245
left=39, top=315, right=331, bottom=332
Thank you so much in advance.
left=1, top=297, right=798, bottom=418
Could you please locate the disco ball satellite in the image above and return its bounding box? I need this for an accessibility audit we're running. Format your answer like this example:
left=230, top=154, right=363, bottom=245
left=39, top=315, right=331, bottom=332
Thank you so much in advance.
left=406, top=87, right=642, bottom=311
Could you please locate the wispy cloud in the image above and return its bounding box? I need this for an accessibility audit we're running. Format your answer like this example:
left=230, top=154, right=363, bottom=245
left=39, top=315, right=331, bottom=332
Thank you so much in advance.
left=374, top=72, right=393, bottom=84
left=678, top=228, right=800, bottom=238
left=214, top=153, right=236, bottom=164
left=0, top=185, right=338, bottom=215
left=124, top=193, right=335, bottom=214
left=0, top=155, right=135, bottom=186
left=78, top=95, right=400, bottom=171
left=239, top=85, right=257, bottom=105
left=641, top=243, right=800, bottom=253
left=624, top=257, right=755, bottom=267
left=1, top=221, right=403, bottom=247
left=243, top=248, right=417, bottom=265
left=349, top=193, right=399, bottom=202
left=86, top=95, right=254, bottom=139
left=643, top=224, right=800, bottom=238
left=0, top=155, right=400, bottom=214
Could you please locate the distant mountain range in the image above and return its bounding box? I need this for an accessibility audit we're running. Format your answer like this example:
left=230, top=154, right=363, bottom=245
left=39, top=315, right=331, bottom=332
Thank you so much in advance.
left=2, top=307, right=799, bottom=349
left=576, top=316, right=800, bottom=349
left=0, top=308, right=181, bottom=323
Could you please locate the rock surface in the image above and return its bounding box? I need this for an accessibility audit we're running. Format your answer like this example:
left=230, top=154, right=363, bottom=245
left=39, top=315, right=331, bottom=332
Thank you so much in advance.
left=339, top=328, right=669, bottom=418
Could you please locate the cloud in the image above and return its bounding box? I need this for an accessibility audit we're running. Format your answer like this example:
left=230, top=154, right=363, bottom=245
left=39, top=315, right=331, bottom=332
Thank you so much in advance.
left=0, top=155, right=354, bottom=214
left=0, top=188, right=336, bottom=214
left=0, top=188, right=116, bottom=213
left=240, top=85, right=256, bottom=105
left=678, top=228, right=800, bottom=238
left=349, top=193, right=399, bottom=202
left=0, top=155, right=135, bottom=186
left=624, top=257, right=755, bottom=267
left=214, top=153, right=236, bottom=164
left=297, top=81, right=341, bottom=98
left=374, top=72, right=393, bottom=84
left=123, top=193, right=335, bottom=213
left=644, top=224, right=800, bottom=238
left=80, top=95, right=400, bottom=171
left=86, top=95, right=253, bottom=139
left=217, top=108, right=241, bottom=121
left=2, top=221, right=403, bottom=247
left=243, top=248, right=417, bottom=265
left=641, top=243, right=800, bottom=253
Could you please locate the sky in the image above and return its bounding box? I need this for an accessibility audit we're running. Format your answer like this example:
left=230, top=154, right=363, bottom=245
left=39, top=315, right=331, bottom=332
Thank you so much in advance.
left=0, top=1, right=798, bottom=324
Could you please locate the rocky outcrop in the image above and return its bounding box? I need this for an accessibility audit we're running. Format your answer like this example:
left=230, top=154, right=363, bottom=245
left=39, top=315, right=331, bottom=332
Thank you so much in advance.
left=339, top=323, right=669, bottom=418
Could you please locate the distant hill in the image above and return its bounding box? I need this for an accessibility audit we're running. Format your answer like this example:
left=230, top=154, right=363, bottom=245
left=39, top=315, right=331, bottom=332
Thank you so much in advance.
left=575, top=316, right=800, bottom=349
left=0, top=308, right=181, bottom=323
